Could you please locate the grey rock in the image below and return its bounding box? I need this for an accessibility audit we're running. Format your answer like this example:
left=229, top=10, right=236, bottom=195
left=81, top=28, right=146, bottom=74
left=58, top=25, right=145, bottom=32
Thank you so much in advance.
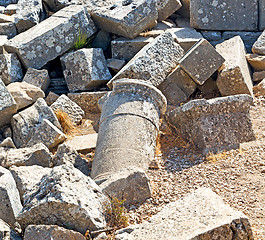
left=253, top=71, right=265, bottom=82
left=0, top=79, right=17, bottom=128
left=4, top=5, right=97, bottom=69
left=259, top=0, right=265, bottom=30
left=0, top=137, right=16, bottom=149
left=109, top=32, right=185, bottom=88
left=0, top=22, right=17, bottom=39
left=45, top=92, right=59, bottom=106
left=216, top=36, right=253, bottom=97
left=166, top=94, right=255, bottom=153
left=23, top=68, right=50, bottom=92
left=91, top=30, right=111, bottom=51
left=156, top=0, right=182, bottom=22
left=18, top=164, right=108, bottom=234
left=61, top=48, right=111, bottom=92
left=11, top=98, right=61, bottom=148
left=107, top=58, right=126, bottom=73
left=0, top=166, right=22, bottom=225
left=197, top=77, right=219, bottom=96
left=252, top=30, right=265, bottom=55
left=201, top=31, right=222, bottom=41
left=0, top=53, right=23, bottom=85
left=179, top=39, right=225, bottom=85
left=190, top=0, right=258, bottom=31
left=115, top=188, right=254, bottom=240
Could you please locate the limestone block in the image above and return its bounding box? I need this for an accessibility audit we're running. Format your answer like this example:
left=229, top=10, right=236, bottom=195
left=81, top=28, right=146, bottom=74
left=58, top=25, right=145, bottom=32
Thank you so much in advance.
left=0, top=137, right=16, bottom=148
left=166, top=94, right=255, bottom=153
left=91, top=30, right=111, bottom=51
left=4, top=4, right=17, bottom=15
left=179, top=39, right=225, bottom=85
left=246, top=53, right=265, bottom=72
left=216, top=36, right=253, bottom=96
left=190, top=0, right=258, bottom=31
left=45, top=91, right=59, bottom=106
left=197, top=77, right=219, bottom=96
left=253, top=79, right=265, bottom=96
left=4, top=5, right=97, bottom=69
left=65, top=134, right=98, bottom=153
left=42, top=0, right=81, bottom=12
left=61, top=48, right=111, bottom=92
left=156, top=0, right=182, bottom=22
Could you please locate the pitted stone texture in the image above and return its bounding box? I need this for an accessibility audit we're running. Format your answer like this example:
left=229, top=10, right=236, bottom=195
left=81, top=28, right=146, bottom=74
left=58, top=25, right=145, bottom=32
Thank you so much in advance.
left=0, top=166, right=22, bottom=225
left=246, top=54, right=265, bottom=72
left=109, top=32, right=184, bottom=88
left=216, top=36, right=253, bottom=97
left=252, top=30, right=265, bottom=55
left=156, top=0, right=182, bottom=22
left=0, top=53, right=23, bottom=85
left=9, top=165, right=52, bottom=202
left=11, top=98, right=61, bottom=148
left=0, top=22, right=17, bottom=38
left=190, top=0, right=258, bottom=31
left=115, top=188, right=254, bottom=240
left=51, top=94, right=84, bottom=125
left=179, top=39, right=225, bottom=85
left=0, top=79, right=17, bottom=128
left=61, top=48, right=111, bottom=93
left=18, top=164, right=108, bottom=234
left=23, top=68, right=50, bottom=92
left=0, top=143, right=52, bottom=168
left=167, top=94, right=255, bottom=153
left=24, top=225, right=86, bottom=240
left=4, top=5, right=96, bottom=69
left=111, top=37, right=154, bottom=62
left=7, top=82, right=45, bottom=110
left=88, top=0, right=158, bottom=39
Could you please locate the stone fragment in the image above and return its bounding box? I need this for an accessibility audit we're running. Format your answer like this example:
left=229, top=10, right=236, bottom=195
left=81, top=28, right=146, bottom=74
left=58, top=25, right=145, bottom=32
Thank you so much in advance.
left=4, top=5, right=97, bottom=69
left=246, top=53, right=265, bottom=72
left=252, top=30, right=265, bottom=55
left=7, top=82, right=45, bottom=110
left=111, top=36, right=154, bottom=62
left=23, top=68, right=50, bottom=92
left=18, top=165, right=108, bottom=234
left=9, top=165, right=52, bottom=202
left=45, top=92, right=59, bottom=106
left=0, top=166, right=22, bottom=225
left=11, top=98, right=61, bottom=148
left=167, top=94, right=255, bottom=153
left=24, top=225, right=86, bottom=240
left=190, top=0, right=258, bottom=31
left=201, top=31, right=222, bottom=41
left=216, top=36, right=253, bottom=96
left=115, top=188, right=254, bottom=240
left=61, top=48, right=112, bottom=92
left=91, top=30, right=111, bottom=51
left=0, top=22, right=17, bottom=39
left=68, top=91, right=107, bottom=113
left=107, top=58, right=126, bottom=73
left=156, top=0, right=182, bottom=22
left=169, top=27, right=203, bottom=52
left=88, top=0, right=158, bottom=39
left=65, top=134, right=98, bottom=153
left=253, top=71, right=265, bottom=82
left=179, top=39, right=225, bottom=85
left=51, top=94, right=84, bottom=125
left=0, top=137, right=16, bottom=149
left=0, top=53, right=23, bottom=85
left=109, top=32, right=184, bottom=88
left=253, top=79, right=265, bottom=96
left=259, top=0, right=265, bottom=31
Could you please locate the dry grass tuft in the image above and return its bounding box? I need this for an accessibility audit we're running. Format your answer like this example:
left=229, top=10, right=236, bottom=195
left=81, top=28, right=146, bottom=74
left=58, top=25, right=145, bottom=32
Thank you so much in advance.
left=206, top=151, right=228, bottom=163
left=54, top=109, right=77, bottom=135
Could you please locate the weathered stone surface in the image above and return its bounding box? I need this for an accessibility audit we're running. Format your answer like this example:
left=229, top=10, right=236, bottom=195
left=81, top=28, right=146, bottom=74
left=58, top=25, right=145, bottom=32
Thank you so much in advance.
left=61, top=48, right=111, bottom=92
left=156, top=0, right=182, bottom=22
left=167, top=94, right=255, bottom=153
left=107, top=58, right=126, bottom=73
left=45, top=91, right=59, bottom=106
left=190, top=0, right=258, bottom=31
left=197, top=77, right=219, bottom=96
left=252, top=30, right=265, bottom=55
left=253, top=71, right=265, bottom=82
left=24, top=225, right=86, bottom=240
left=115, top=188, right=254, bottom=240
left=91, top=79, right=167, bottom=180
left=4, top=5, right=97, bottom=69
left=65, top=134, right=98, bottom=153
left=0, top=22, right=17, bottom=39
left=0, top=166, right=22, bottom=225
left=9, top=165, right=52, bottom=202
left=7, top=82, right=45, bottom=110
left=0, top=35, right=8, bottom=54
left=11, top=98, right=61, bottom=148
left=253, top=79, right=265, bottom=96
left=216, top=36, right=253, bottom=96
left=0, top=13, right=14, bottom=23
left=100, top=167, right=152, bottom=205
left=88, top=0, right=158, bottom=39
left=68, top=91, right=107, bottom=113
left=23, top=68, right=50, bottom=92
left=51, top=94, right=84, bottom=125
left=111, top=36, right=154, bottom=62
left=201, top=31, right=222, bottom=41
left=0, top=143, right=52, bottom=168
left=169, top=27, right=203, bottom=52
left=18, top=164, right=108, bottom=234
left=246, top=53, right=265, bottom=72
left=0, top=53, right=23, bottom=85
left=0, top=137, right=16, bottom=149
left=179, top=39, right=225, bottom=85
left=259, top=0, right=265, bottom=31
left=109, top=32, right=185, bottom=88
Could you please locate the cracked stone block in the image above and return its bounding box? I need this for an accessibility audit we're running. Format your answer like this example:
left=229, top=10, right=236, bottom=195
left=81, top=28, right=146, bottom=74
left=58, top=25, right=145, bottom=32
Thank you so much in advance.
left=190, top=0, right=258, bottom=31
left=109, top=32, right=185, bottom=88
left=0, top=22, right=17, bottom=38
left=156, top=0, right=182, bottom=22
left=0, top=79, right=17, bottom=128
left=0, top=53, right=23, bottom=85
left=61, top=48, right=111, bottom=92
left=115, top=188, right=254, bottom=240
left=4, top=5, right=97, bottom=69
left=252, top=30, right=265, bottom=55
left=166, top=94, right=255, bottom=153
left=216, top=36, right=253, bottom=97
left=88, top=0, right=158, bottom=39
left=179, top=39, right=225, bottom=85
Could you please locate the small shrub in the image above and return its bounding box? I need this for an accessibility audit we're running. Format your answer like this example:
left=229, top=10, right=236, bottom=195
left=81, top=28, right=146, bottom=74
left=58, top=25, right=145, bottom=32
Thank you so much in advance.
left=73, top=30, right=95, bottom=50
left=54, top=109, right=76, bottom=134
